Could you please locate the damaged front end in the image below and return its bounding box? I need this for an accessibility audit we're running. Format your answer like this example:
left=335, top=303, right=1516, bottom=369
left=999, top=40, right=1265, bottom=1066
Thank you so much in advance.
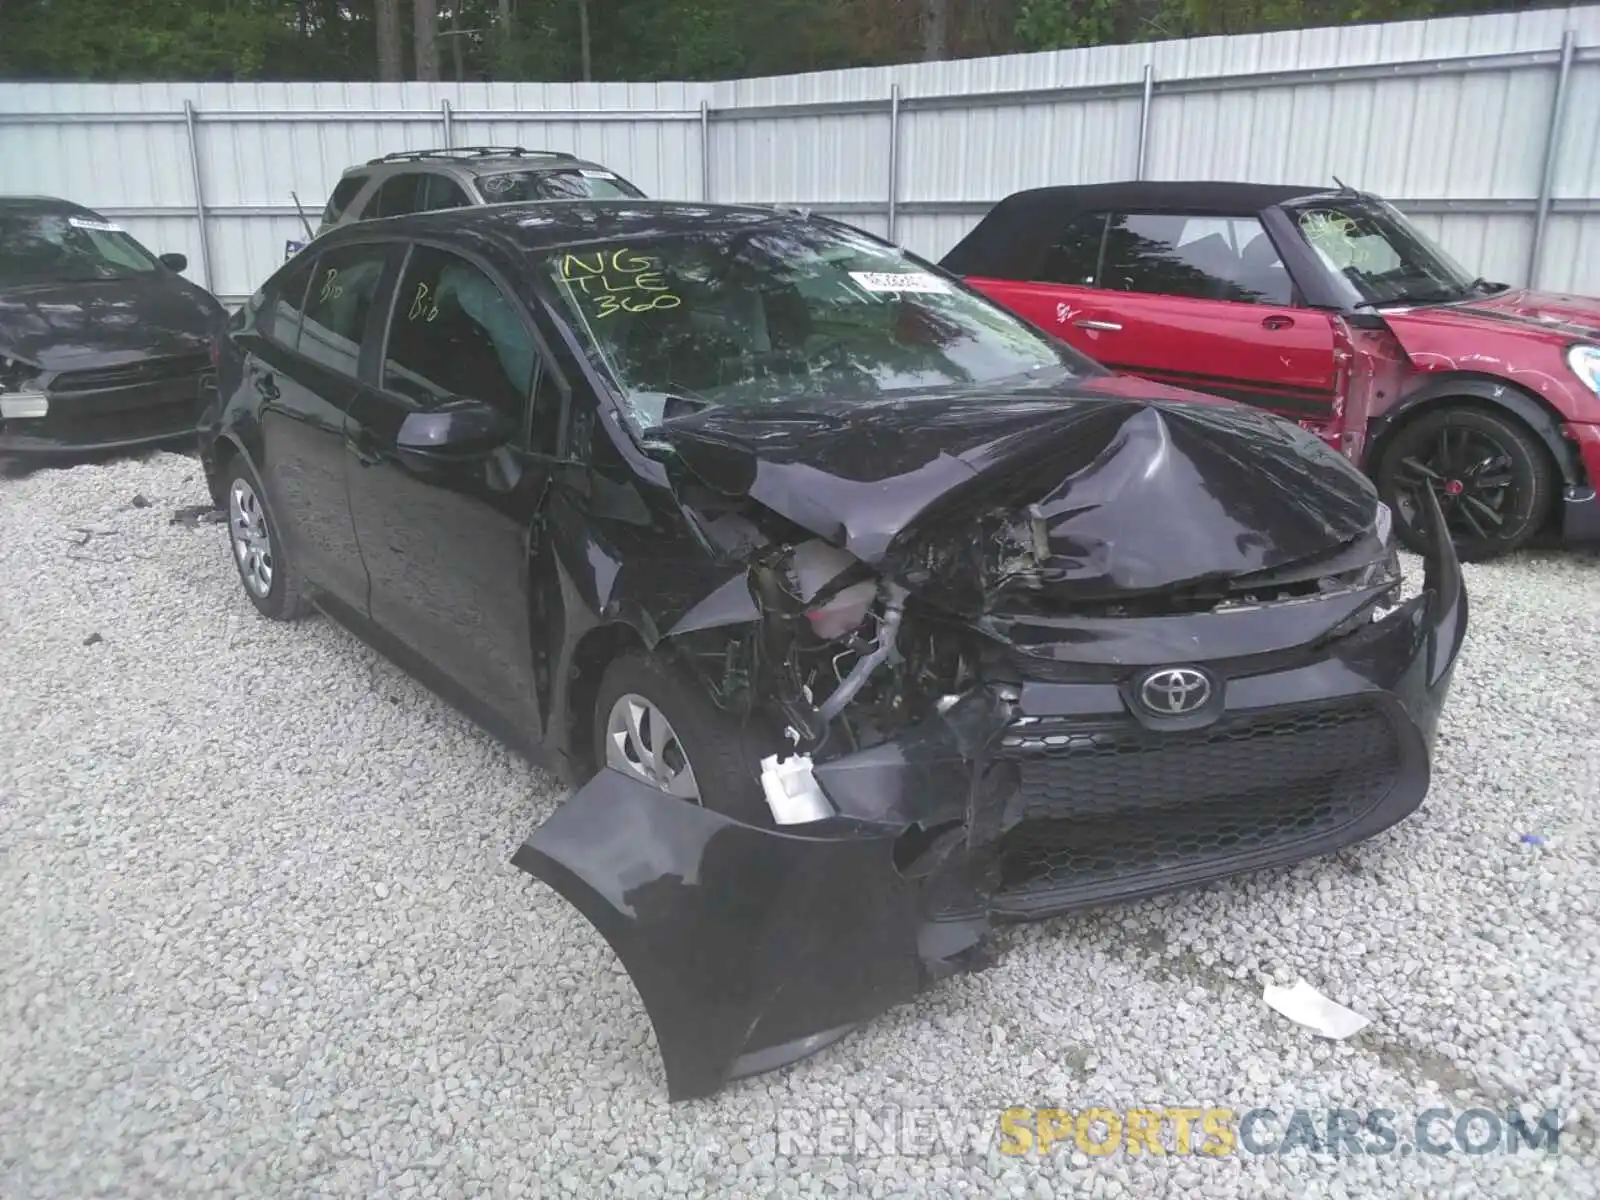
left=512, top=394, right=1468, bottom=1101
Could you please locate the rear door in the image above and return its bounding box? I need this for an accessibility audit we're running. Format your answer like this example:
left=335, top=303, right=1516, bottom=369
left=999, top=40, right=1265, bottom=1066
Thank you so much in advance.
left=251, top=241, right=399, bottom=609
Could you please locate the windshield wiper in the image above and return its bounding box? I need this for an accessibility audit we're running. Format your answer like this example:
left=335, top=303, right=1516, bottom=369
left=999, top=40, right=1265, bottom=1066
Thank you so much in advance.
left=1354, top=287, right=1459, bottom=310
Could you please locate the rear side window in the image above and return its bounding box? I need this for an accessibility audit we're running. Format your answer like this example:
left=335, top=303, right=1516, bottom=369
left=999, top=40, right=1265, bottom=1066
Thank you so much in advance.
left=369, top=174, right=424, bottom=220
left=261, top=257, right=317, bottom=348
left=1035, top=212, right=1110, bottom=287
left=323, top=175, right=368, bottom=224
left=476, top=168, right=645, bottom=203
left=297, top=244, right=392, bottom=378
left=418, top=175, right=471, bottom=212
left=1100, top=212, right=1292, bottom=306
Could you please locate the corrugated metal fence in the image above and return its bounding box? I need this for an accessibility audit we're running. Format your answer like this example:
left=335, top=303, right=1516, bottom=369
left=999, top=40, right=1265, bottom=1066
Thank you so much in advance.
left=3, top=4, right=1598, bottom=304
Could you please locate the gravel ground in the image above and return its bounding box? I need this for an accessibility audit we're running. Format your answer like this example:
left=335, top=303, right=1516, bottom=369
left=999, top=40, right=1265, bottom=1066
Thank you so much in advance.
left=2, top=450, right=1598, bottom=1199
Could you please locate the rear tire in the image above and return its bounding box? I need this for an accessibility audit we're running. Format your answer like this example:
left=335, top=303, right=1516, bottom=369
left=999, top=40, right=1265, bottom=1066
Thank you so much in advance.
left=592, top=652, right=781, bottom=827
left=222, top=453, right=308, bottom=621
left=1374, top=405, right=1551, bottom=562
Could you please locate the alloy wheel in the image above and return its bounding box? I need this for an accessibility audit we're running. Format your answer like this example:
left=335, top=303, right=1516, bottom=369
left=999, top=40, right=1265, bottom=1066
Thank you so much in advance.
left=1392, top=425, right=1518, bottom=543
left=229, top=478, right=274, bottom=598
left=604, top=692, right=701, bottom=801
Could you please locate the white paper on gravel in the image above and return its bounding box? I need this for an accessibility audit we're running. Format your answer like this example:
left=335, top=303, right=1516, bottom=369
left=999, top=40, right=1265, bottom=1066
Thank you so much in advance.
left=1262, top=979, right=1371, bottom=1039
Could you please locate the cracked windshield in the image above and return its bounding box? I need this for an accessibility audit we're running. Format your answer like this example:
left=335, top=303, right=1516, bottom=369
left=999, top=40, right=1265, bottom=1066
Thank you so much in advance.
left=545, top=220, right=1087, bottom=428
left=1289, top=198, right=1480, bottom=308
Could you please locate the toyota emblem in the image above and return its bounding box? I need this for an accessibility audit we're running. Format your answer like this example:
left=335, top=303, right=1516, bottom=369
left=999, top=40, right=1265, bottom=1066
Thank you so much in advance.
left=1138, top=667, right=1213, bottom=716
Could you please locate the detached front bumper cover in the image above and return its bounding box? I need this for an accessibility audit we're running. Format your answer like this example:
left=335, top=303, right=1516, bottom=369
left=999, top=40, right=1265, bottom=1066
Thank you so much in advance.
left=512, top=491, right=1467, bottom=1102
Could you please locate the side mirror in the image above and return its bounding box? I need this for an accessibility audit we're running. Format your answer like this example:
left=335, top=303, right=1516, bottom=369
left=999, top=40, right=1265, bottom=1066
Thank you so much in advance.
left=159, top=252, right=188, bottom=272
left=396, top=396, right=512, bottom=458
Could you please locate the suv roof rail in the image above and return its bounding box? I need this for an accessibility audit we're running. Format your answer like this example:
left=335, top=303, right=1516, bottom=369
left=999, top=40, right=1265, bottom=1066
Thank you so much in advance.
left=365, top=146, right=577, bottom=166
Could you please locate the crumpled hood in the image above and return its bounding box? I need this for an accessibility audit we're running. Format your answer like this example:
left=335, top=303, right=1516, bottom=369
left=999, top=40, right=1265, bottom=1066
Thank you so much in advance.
left=1384, top=288, right=1600, bottom=344
left=0, top=276, right=223, bottom=372
left=658, top=375, right=1380, bottom=596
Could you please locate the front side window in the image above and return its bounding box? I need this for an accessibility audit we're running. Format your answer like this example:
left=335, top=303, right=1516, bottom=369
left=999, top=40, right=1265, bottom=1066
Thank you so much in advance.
left=1283, top=198, right=1477, bottom=307
left=323, top=175, right=368, bottom=224
left=542, top=218, right=1095, bottom=431
left=382, top=245, right=537, bottom=431
left=297, top=244, right=391, bottom=377
left=1099, top=212, right=1292, bottom=306
left=0, top=211, right=159, bottom=286
left=477, top=168, right=646, bottom=204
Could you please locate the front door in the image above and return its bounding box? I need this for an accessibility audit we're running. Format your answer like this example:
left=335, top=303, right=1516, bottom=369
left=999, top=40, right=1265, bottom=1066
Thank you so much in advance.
left=973, top=209, right=1341, bottom=423
left=344, top=242, right=564, bottom=734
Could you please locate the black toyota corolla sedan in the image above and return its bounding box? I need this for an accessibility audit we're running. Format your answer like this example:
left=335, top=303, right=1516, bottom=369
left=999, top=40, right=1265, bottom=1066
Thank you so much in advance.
left=200, top=200, right=1466, bottom=1101
left=0, top=196, right=225, bottom=457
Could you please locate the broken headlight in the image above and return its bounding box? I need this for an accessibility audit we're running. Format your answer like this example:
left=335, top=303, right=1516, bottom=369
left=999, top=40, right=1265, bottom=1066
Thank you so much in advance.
left=1354, top=500, right=1401, bottom=591
left=0, top=355, right=48, bottom=420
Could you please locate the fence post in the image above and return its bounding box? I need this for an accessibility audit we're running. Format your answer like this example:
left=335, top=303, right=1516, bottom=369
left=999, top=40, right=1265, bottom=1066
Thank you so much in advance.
left=1135, top=62, right=1154, bottom=181
left=441, top=99, right=454, bottom=148
left=886, top=82, right=902, bottom=242
left=700, top=100, right=712, bottom=201
left=181, top=100, right=215, bottom=293
left=1528, top=29, right=1576, bottom=288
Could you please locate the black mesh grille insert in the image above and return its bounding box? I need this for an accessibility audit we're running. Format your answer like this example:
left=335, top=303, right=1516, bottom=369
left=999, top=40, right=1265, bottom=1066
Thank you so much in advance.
left=50, top=353, right=211, bottom=393
left=28, top=392, right=207, bottom=443
left=993, top=702, right=1401, bottom=910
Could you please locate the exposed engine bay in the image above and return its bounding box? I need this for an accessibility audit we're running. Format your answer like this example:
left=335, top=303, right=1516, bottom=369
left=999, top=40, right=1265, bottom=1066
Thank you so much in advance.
left=512, top=395, right=1467, bottom=1103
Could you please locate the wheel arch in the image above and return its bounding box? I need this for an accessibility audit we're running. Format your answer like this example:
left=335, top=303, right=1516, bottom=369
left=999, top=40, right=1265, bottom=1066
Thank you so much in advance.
left=561, top=619, right=650, bottom=780
left=204, top=431, right=251, bottom=509
left=1369, top=372, right=1580, bottom=493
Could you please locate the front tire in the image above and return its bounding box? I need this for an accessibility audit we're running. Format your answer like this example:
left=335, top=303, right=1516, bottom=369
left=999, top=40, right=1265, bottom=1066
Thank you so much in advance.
left=591, top=653, right=780, bottom=826
left=1374, top=405, right=1551, bottom=562
left=223, top=454, right=307, bottom=621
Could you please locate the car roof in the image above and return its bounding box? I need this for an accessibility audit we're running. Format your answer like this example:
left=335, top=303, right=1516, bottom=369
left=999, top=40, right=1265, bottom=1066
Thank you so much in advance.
left=349, top=148, right=614, bottom=176
left=0, top=195, right=106, bottom=219
left=313, top=199, right=818, bottom=258
left=940, top=180, right=1337, bottom=277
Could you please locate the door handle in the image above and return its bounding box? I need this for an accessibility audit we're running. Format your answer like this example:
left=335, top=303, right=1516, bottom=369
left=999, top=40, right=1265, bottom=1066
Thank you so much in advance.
left=1073, top=319, right=1123, bottom=332
left=1262, top=315, right=1295, bottom=330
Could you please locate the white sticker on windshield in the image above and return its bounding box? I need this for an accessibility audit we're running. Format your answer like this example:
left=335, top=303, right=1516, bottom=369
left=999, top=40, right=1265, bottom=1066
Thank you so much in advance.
left=579, top=169, right=617, bottom=180
left=68, top=216, right=124, bottom=232
left=848, top=271, right=950, bottom=294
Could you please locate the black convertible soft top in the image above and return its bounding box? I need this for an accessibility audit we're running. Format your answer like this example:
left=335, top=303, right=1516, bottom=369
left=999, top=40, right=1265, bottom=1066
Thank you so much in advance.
left=940, top=180, right=1332, bottom=278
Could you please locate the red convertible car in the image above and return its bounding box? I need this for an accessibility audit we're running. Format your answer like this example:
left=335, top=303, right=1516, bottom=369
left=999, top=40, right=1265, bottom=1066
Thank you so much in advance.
left=942, top=181, right=1600, bottom=561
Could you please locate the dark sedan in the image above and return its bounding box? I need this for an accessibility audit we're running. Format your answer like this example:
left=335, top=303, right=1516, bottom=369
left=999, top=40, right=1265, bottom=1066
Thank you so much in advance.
left=0, top=196, right=225, bottom=457
left=201, top=201, right=1467, bottom=1102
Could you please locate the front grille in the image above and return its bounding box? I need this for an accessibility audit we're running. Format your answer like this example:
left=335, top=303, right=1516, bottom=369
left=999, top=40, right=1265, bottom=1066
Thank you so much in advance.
left=19, top=355, right=213, bottom=446
left=50, top=352, right=211, bottom=393
left=991, top=701, right=1401, bottom=912
left=25, top=390, right=207, bottom=445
